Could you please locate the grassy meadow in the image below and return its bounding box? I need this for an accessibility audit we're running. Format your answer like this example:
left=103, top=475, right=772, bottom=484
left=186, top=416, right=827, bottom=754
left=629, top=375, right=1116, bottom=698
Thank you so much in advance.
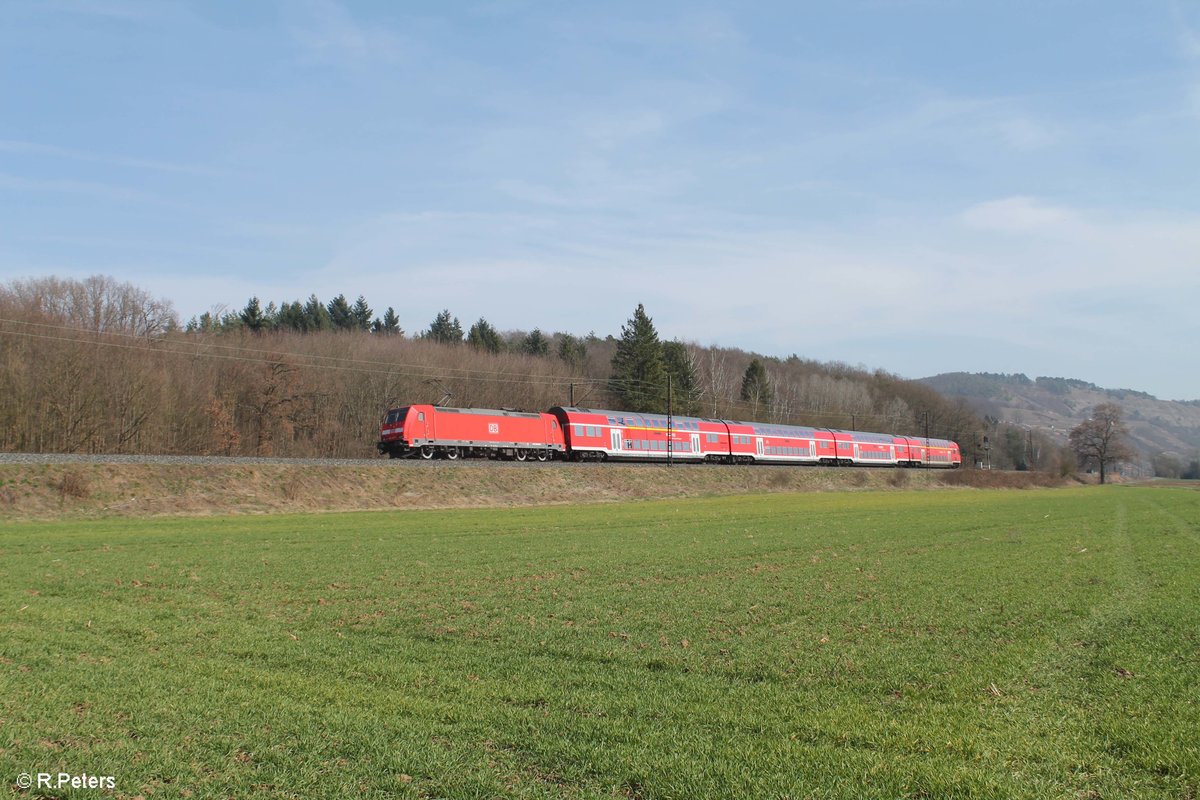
left=2, top=486, right=1198, bottom=798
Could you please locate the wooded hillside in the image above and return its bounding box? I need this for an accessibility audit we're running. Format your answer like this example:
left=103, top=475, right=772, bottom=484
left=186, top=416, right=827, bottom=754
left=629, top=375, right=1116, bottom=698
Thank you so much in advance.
left=1, top=275, right=984, bottom=459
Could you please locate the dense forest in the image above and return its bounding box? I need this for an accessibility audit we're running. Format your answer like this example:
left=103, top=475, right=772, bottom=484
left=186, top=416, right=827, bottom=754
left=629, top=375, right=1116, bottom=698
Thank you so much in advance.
left=0, top=274, right=1022, bottom=464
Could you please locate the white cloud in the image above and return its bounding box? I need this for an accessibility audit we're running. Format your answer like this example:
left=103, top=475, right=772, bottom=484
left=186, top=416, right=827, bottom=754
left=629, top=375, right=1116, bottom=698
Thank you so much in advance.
left=960, top=196, right=1083, bottom=234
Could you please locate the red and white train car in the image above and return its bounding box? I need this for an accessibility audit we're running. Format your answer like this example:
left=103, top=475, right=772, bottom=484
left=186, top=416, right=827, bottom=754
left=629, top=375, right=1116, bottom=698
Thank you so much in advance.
left=892, top=436, right=960, bottom=467
left=377, top=404, right=564, bottom=460
left=549, top=407, right=729, bottom=462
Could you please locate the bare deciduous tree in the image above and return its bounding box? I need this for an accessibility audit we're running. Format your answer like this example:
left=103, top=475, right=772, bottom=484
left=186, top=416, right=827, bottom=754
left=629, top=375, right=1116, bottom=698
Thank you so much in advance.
left=1068, top=402, right=1133, bottom=484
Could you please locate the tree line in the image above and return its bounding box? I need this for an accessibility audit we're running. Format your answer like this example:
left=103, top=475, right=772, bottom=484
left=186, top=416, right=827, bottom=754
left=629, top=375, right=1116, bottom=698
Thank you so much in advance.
left=0, top=274, right=1076, bottom=463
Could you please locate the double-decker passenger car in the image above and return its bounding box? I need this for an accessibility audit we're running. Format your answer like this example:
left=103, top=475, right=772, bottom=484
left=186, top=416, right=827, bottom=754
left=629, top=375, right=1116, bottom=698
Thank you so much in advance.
left=549, top=407, right=733, bottom=462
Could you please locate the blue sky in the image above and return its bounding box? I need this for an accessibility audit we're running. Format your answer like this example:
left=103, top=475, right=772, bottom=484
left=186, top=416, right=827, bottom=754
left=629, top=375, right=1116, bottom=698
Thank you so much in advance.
left=2, top=1, right=1198, bottom=399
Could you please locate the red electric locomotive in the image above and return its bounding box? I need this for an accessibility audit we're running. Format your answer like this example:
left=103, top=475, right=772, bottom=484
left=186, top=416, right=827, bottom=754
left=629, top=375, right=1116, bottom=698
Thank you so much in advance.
left=377, top=404, right=565, bottom=461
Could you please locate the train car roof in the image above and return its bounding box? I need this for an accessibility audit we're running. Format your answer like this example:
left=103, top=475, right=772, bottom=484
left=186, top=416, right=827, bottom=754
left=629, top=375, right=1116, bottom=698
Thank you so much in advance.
left=549, top=407, right=726, bottom=424
left=426, top=406, right=545, bottom=419
left=723, top=420, right=959, bottom=447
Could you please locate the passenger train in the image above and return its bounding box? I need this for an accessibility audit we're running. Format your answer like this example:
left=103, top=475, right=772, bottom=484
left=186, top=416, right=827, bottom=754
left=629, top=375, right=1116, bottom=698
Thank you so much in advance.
left=378, top=404, right=961, bottom=468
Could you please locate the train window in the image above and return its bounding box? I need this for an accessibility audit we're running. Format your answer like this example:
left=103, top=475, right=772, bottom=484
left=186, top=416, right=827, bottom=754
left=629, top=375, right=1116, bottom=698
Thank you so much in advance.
left=418, top=412, right=425, bottom=422
left=574, top=425, right=584, bottom=437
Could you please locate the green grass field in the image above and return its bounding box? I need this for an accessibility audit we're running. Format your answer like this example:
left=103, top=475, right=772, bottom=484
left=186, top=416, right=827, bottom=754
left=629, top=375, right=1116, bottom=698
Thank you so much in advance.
left=2, top=486, right=1198, bottom=799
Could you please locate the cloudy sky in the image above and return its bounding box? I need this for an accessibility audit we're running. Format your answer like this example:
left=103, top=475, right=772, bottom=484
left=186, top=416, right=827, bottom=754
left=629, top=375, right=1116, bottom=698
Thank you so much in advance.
left=2, top=1, right=1198, bottom=399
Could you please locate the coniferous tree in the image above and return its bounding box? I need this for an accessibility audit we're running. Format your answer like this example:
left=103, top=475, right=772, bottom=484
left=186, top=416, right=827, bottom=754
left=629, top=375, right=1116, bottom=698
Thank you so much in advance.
left=522, top=328, right=550, bottom=357
left=240, top=297, right=267, bottom=333
left=467, top=318, right=503, bottom=353
left=351, top=295, right=372, bottom=330
left=327, top=294, right=355, bottom=331
left=277, top=301, right=305, bottom=331
left=662, top=340, right=700, bottom=415
left=190, top=311, right=218, bottom=333
left=557, top=333, right=587, bottom=372
left=374, top=307, right=403, bottom=336
left=609, top=303, right=666, bottom=412
left=302, top=295, right=332, bottom=332
left=424, top=309, right=463, bottom=344
left=740, top=358, right=772, bottom=418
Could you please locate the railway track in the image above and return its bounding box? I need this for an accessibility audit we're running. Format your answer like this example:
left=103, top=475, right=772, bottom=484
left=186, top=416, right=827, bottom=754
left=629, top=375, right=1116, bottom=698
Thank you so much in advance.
left=0, top=452, right=687, bottom=468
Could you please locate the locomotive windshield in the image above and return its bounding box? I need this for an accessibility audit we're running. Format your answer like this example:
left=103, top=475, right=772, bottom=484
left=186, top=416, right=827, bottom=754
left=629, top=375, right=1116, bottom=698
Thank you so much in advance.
left=384, top=407, right=408, bottom=425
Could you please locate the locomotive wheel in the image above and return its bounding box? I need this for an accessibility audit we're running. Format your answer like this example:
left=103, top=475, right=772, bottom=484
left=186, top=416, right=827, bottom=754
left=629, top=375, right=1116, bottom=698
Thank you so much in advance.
left=445, top=447, right=460, bottom=460
left=536, top=449, right=549, bottom=462
left=419, top=446, right=435, bottom=460
left=515, top=449, right=528, bottom=462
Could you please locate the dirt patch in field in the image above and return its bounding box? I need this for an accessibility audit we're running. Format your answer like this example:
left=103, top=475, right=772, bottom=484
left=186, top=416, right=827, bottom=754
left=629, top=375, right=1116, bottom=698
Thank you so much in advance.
left=0, top=462, right=1069, bottom=521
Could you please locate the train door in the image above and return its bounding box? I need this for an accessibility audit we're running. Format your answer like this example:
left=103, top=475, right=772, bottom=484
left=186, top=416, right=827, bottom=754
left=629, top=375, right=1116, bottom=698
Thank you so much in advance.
left=610, top=428, right=622, bottom=454
left=755, top=437, right=764, bottom=458
left=413, top=409, right=430, bottom=442
left=690, top=433, right=700, bottom=456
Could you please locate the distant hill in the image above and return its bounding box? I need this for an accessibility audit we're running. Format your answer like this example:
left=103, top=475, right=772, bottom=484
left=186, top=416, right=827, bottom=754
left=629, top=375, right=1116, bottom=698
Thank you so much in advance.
left=920, top=372, right=1200, bottom=456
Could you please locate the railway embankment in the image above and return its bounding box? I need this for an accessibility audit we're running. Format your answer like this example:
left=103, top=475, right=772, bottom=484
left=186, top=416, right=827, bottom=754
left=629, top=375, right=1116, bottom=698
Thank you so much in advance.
left=0, top=458, right=1072, bottom=520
